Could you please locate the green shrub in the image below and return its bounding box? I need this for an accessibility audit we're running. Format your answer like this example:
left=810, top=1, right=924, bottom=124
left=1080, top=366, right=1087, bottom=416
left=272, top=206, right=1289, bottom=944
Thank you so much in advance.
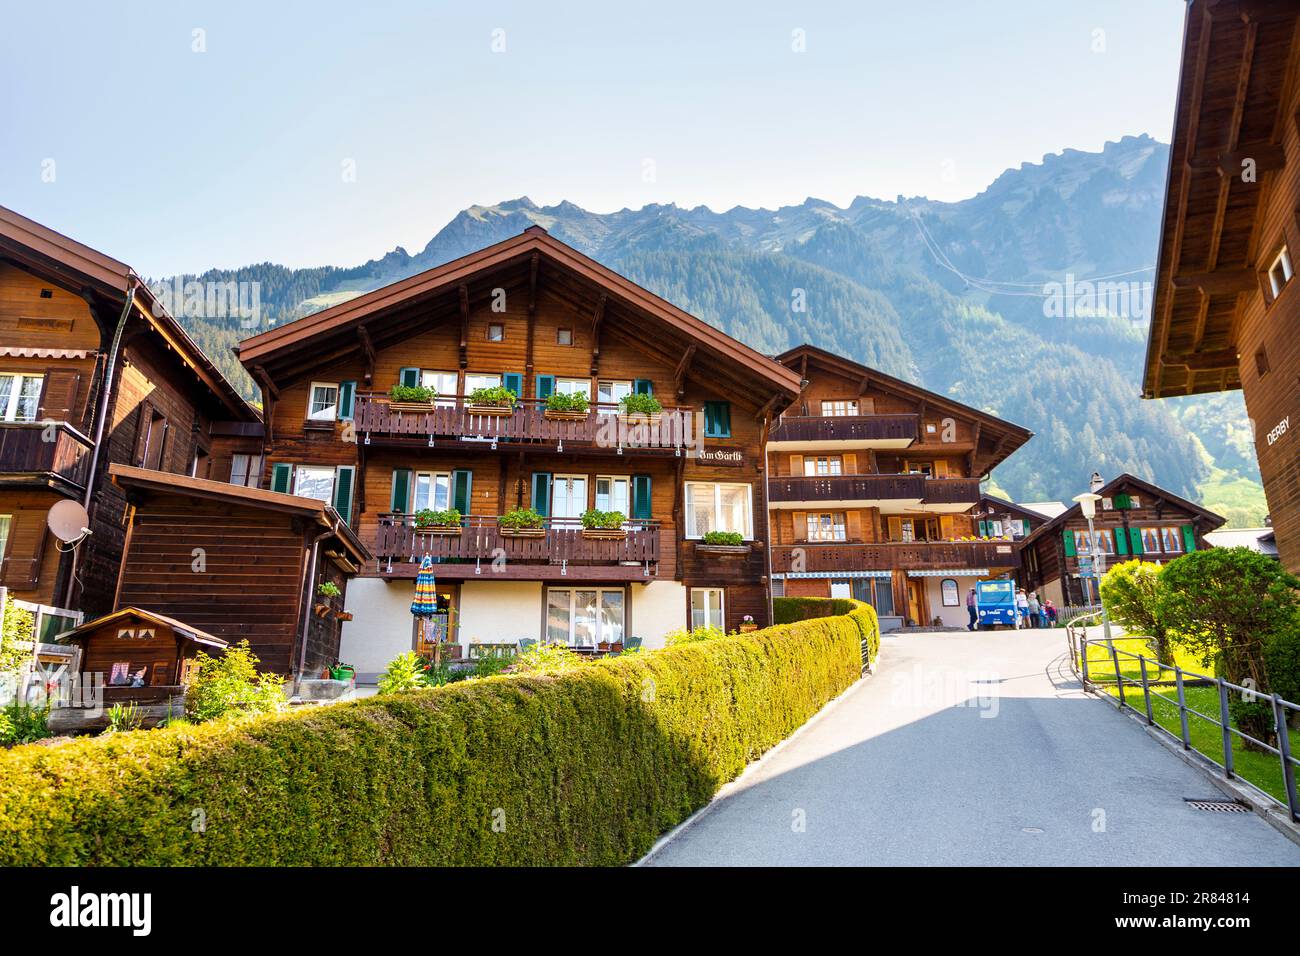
left=664, top=625, right=726, bottom=646
left=415, top=508, right=461, bottom=528
left=316, top=581, right=341, bottom=598
left=701, top=531, right=744, bottom=546
left=499, top=508, right=545, bottom=531
left=0, top=598, right=34, bottom=675
left=1100, top=560, right=1170, bottom=664
left=1263, top=609, right=1300, bottom=706
left=469, top=385, right=517, bottom=408
left=390, top=383, right=437, bottom=403
left=546, top=391, right=589, bottom=413
left=378, top=651, right=427, bottom=694
left=773, top=596, right=858, bottom=625
left=511, top=642, right=583, bottom=673
left=580, top=509, right=625, bottom=530
left=0, top=613, right=863, bottom=865
left=104, top=701, right=144, bottom=734
left=0, top=699, right=49, bottom=746
left=619, top=392, right=662, bottom=416
left=184, top=641, right=286, bottom=723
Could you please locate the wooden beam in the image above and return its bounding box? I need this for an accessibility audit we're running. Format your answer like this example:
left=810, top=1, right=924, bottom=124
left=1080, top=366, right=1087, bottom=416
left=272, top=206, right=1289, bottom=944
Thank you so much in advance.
left=753, top=391, right=784, bottom=423
left=857, top=374, right=871, bottom=397
left=252, top=365, right=279, bottom=401
left=1164, top=347, right=1239, bottom=371
left=673, top=344, right=697, bottom=400
left=357, top=324, right=377, bottom=385
left=525, top=252, right=539, bottom=386
left=458, top=284, right=470, bottom=370
left=1171, top=270, right=1258, bottom=294
left=589, top=293, right=607, bottom=377
left=1189, top=141, right=1286, bottom=177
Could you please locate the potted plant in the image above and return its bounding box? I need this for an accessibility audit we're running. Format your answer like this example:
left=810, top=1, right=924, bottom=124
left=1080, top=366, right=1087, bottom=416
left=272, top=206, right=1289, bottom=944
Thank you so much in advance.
left=415, top=507, right=463, bottom=534
left=739, top=614, right=758, bottom=632
left=329, top=662, right=356, bottom=682
left=543, top=390, right=590, bottom=421
left=580, top=508, right=627, bottom=540
left=315, top=580, right=341, bottom=616
left=618, top=391, right=663, bottom=426
left=389, top=383, right=438, bottom=412
left=467, top=384, right=518, bottom=416
left=696, top=530, right=750, bottom=555
left=498, top=507, right=546, bottom=537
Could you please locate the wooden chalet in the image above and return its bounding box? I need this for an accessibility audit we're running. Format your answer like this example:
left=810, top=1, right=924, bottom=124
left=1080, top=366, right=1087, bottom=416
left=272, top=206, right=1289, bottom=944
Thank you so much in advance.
left=0, top=205, right=260, bottom=637
left=1018, top=473, right=1226, bottom=607
left=1143, top=0, right=1300, bottom=573
left=767, top=344, right=1032, bottom=629
left=108, top=464, right=369, bottom=679
left=236, top=226, right=800, bottom=679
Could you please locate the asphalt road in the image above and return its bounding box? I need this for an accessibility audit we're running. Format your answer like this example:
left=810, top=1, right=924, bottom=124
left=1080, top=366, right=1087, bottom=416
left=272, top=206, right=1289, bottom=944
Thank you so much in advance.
left=642, top=628, right=1300, bottom=866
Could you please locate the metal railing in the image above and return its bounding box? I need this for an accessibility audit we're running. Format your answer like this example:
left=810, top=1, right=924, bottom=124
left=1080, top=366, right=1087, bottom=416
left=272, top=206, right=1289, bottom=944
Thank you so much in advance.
left=1066, top=624, right=1300, bottom=822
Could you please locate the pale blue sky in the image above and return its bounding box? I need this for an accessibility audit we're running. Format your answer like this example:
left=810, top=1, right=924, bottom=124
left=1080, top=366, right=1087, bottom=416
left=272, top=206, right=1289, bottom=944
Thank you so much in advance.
left=1, top=0, right=1187, bottom=275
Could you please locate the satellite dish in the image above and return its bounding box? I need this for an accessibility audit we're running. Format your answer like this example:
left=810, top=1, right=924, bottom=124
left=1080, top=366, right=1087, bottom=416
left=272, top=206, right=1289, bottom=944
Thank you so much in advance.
left=47, top=499, right=91, bottom=543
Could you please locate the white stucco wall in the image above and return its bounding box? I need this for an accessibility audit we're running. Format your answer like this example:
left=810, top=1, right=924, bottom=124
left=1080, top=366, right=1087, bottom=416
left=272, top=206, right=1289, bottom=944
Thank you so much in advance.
left=632, top=580, right=687, bottom=649
left=340, top=577, right=416, bottom=682
left=458, top=581, right=543, bottom=649
left=924, top=575, right=983, bottom=629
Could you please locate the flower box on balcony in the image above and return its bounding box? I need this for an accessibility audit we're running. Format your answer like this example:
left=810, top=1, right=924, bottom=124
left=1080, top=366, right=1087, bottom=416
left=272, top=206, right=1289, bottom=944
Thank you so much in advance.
left=418, top=525, right=462, bottom=536
left=467, top=404, right=515, bottom=417
left=581, top=527, right=627, bottom=540
left=543, top=408, right=589, bottom=422
left=389, top=401, right=437, bottom=414
left=617, top=413, right=662, bottom=428
left=694, top=543, right=751, bottom=557
left=499, top=526, right=546, bottom=538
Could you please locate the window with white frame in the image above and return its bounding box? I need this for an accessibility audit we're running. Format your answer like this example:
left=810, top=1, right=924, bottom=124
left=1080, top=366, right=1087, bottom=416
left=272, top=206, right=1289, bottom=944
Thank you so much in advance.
left=685, top=482, right=753, bottom=539
left=546, top=587, right=624, bottom=647
left=805, top=512, right=847, bottom=542
left=554, top=377, right=590, bottom=398
left=595, top=475, right=630, bottom=517
left=1140, top=527, right=1162, bottom=553
left=802, top=456, right=843, bottom=476
left=0, top=373, right=43, bottom=423
left=464, top=372, right=502, bottom=394
left=1268, top=246, right=1293, bottom=299
left=413, top=471, right=452, bottom=512
left=293, top=465, right=336, bottom=503
left=421, top=370, right=459, bottom=406
left=820, top=399, right=859, bottom=417
left=308, top=382, right=339, bottom=421
left=1160, top=526, right=1184, bottom=553
left=598, top=379, right=633, bottom=411
left=691, top=588, right=725, bottom=630
left=229, top=453, right=262, bottom=488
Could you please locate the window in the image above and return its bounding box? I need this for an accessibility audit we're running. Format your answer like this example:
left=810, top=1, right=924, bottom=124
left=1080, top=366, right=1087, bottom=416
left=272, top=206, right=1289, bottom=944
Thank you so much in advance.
left=550, top=474, right=588, bottom=520
left=803, top=456, right=843, bottom=476
left=0, top=515, right=11, bottom=568
left=691, top=588, right=725, bottom=630
left=294, top=465, right=337, bottom=503
left=486, top=323, right=505, bottom=342
left=547, top=588, right=624, bottom=647
left=1256, top=348, right=1270, bottom=377
left=1140, top=528, right=1161, bottom=553
left=821, top=399, right=859, bottom=417
left=556, top=328, right=573, bottom=346
left=685, top=482, right=753, bottom=539
left=1095, top=529, right=1115, bottom=554
left=413, top=472, right=452, bottom=512
left=190, top=447, right=210, bottom=479
left=554, top=377, right=590, bottom=397
left=421, top=370, right=460, bottom=405
left=309, top=382, right=339, bottom=421
left=0, top=373, right=42, bottom=422
left=903, top=461, right=934, bottom=476
left=1073, top=529, right=1091, bottom=554
left=595, top=475, right=630, bottom=516
left=464, top=372, right=502, bottom=394
left=229, top=454, right=262, bottom=488
left=924, top=422, right=938, bottom=436
left=1268, top=246, right=1293, bottom=299
left=806, top=512, right=847, bottom=542
left=893, top=517, right=938, bottom=543
left=598, top=379, right=633, bottom=411
left=703, top=401, right=732, bottom=438
left=1160, top=527, right=1183, bottom=553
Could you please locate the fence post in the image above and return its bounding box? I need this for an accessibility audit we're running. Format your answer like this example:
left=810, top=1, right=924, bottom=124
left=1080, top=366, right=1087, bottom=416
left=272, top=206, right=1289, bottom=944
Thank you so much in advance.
left=1139, top=656, right=1154, bottom=725
left=1175, top=667, right=1191, bottom=750
left=1272, top=694, right=1299, bottom=823
left=1110, top=641, right=1125, bottom=710
left=1218, top=679, right=1235, bottom=779
left=1079, top=632, right=1089, bottom=684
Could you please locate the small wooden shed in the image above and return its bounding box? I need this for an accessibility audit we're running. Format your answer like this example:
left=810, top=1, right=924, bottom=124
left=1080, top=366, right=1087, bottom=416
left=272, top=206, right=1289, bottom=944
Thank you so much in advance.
left=58, top=607, right=228, bottom=703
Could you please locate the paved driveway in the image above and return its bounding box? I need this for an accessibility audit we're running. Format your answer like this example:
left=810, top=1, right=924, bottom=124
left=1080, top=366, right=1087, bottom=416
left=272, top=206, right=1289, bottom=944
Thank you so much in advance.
left=642, top=628, right=1300, bottom=866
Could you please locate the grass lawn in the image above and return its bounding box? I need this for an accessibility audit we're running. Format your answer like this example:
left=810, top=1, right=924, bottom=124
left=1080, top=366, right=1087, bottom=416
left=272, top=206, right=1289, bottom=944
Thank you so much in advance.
left=1100, top=682, right=1296, bottom=807
left=1077, top=635, right=1205, bottom=683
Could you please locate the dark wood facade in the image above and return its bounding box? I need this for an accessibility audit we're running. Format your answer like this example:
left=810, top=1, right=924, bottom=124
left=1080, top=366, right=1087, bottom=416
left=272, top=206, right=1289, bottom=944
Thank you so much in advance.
left=236, top=227, right=801, bottom=642
left=1019, top=473, right=1226, bottom=606
left=0, top=206, right=259, bottom=619
left=768, top=344, right=1032, bottom=626
left=1143, top=0, right=1300, bottom=573
left=109, top=465, right=368, bottom=678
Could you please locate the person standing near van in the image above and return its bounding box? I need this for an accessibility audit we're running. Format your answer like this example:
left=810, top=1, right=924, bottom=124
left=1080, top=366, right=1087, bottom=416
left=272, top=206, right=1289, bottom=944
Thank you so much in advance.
left=1027, top=591, right=1042, bottom=628
left=1015, top=588, right=1029, bottom=629
left=966, top=587, right=978, bottom=631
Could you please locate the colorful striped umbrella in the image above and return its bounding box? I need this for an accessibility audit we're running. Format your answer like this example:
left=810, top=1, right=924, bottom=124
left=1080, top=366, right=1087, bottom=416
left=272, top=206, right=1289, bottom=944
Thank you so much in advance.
left=410, top=555, right=438, bottom=618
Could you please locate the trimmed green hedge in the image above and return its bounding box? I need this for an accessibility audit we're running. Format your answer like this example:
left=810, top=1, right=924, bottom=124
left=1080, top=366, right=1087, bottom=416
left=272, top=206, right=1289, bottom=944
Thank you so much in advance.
left=773, top=596, right=859, bottom=624
left=0, top=613, right=870, bottom=866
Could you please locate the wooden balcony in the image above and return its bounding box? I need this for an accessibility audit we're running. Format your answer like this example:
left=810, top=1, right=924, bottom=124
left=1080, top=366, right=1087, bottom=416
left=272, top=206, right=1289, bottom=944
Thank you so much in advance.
left=920, top=477, right=981, bottom=506
left=374, top=514, right=661, bottom=580
left=769, top=473, right=926, bottom=505
left=355, top=394, right=695, bottom=453
left=768, top=414, right=918, bottom=450
left=0, top=421, right=94, bottom=494
left=772, top=539, right=1020, bottom=573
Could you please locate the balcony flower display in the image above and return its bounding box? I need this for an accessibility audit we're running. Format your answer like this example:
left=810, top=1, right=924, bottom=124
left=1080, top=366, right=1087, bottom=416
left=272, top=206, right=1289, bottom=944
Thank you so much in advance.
left=498, top=507, right=545, bottom=536
left=618, top=392, right=662, bottom=424
left=389, top=383, right=438, bottom=409
left=468, top=385, right=518, bottom=415
left=580, top=508, right=626, bottom=539
left=543, top=391, right=590, bottom=421
left=414, top=508, right=462, bottom=534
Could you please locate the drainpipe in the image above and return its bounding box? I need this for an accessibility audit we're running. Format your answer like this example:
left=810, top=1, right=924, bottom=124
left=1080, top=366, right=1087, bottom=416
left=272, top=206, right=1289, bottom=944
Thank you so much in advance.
left=762, top=413, right=775, bottom=627
left=82, top=276, right=139, bottom=511
left=296, top=518, right=340, bottom=687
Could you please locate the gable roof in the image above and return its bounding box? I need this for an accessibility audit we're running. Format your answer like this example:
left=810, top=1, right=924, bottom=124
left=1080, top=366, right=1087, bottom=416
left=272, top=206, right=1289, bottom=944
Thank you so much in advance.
left=237, top=226, right=802, bottom=405
left=1019, top=472, right=1226, bottom=548
left=0, top=204, right=257, bottom=422
left=976, top=495, right=1055, bottom=525
left=57, top=606, right=228, bottom=650
left=108, top=463, right=370, bottom=565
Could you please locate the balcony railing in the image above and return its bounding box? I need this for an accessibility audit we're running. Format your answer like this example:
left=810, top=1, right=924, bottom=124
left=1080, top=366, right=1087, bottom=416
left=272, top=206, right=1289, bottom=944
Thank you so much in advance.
left=920, top=477, right=981, bottom=505
left=769, top=414, right=919, bottom=446
left=375, top=514, right=661, bottom=570
left=0, top=421, right=94, bottom=492
left=770, top=473, right=926, bottom=503
left=772, top=539, right=1020, bottom=573
left=355, top=394, right=695, bottom=452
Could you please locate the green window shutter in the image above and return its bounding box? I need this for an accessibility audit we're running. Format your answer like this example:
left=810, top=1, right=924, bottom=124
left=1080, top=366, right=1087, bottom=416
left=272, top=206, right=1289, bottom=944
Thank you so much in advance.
left=634, top=378, right=654, bottom=395
left=391, top=468, right=412, bottom=513
left=1062, top=529, right=1076, bottom=557
left=632, top=473, right=653, bottom=520
left=1182, top=524, right=1196, bottom=552
left=704, top=401, right=731, bottom=438
left=977, top=520, right=988, bottom=537
left=337, top=380, right=356, bottom=420
left=531, top=472, right=551, bottom=517
left=452, top=469, right=473, bottom=515
left=399, top=367, right=420, bottom=388
left=1129, top=527, right=1144, bottom=555
left=333, top=465, right=355, bottom=523
left=503, top=373, right=522, bottom=398
left=535, top=375, right=555, bottom=400
left=271, top=463, right=293, bottom=495
left=1115, top=525, right=1129, bottom=555
left=1114, top=493, right=1131, bottom=510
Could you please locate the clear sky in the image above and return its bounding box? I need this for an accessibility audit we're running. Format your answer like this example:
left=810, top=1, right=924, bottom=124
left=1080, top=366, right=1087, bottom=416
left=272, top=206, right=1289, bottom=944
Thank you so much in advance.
left=0, top=0, right=1188, bottom=276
